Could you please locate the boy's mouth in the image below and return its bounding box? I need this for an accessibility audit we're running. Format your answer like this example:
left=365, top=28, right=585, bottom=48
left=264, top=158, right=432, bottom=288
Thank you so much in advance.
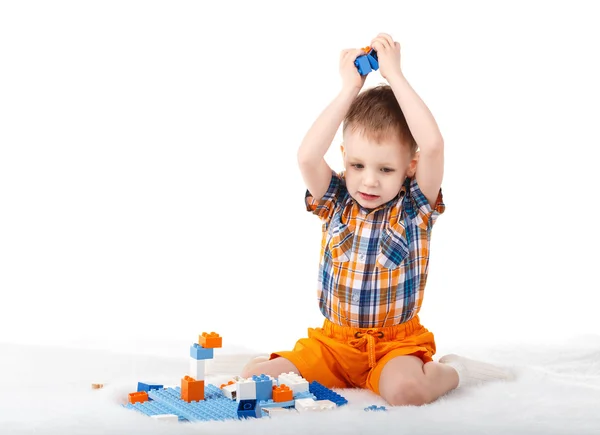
left=359, top=192, right=380, bottom=201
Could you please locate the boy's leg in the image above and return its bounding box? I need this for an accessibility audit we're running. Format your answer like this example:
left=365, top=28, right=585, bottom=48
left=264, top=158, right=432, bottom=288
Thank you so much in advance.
left=373, top=355, right=459, bottom=406
left=371, top=353, right=514, bottom=407
left=241, top=356, right=300, bottom=379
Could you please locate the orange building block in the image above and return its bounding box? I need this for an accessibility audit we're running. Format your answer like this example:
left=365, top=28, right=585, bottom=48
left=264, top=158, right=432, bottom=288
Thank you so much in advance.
left=128, top=391, right=149, bottom=404
left=181, top=375, right=204, bottom=402
left=272, top=384, right=293, bottom=402
left=220, top=380, right=235, bottom=389
left=199, top=332, right=222, bottom=348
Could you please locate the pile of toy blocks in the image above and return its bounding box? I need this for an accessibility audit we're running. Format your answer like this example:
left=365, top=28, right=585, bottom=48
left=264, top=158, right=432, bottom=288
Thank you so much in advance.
left=123, top=332, right=347, bottom=422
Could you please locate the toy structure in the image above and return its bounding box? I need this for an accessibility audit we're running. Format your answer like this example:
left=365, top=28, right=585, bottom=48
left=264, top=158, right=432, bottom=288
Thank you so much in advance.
left=123, top=331, right=348, bottom=422
left=355, top=46, right=379, bottom=76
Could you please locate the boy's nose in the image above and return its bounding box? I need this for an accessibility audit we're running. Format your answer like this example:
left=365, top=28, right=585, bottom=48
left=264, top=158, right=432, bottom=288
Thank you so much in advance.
left=363, top=173, right=378, bottom=187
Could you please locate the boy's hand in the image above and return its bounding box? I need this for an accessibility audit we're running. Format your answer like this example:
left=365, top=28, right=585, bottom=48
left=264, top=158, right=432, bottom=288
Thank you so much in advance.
left=339, top=48, right=367, bottom=92
left=370, top=33, right=403, bottom=81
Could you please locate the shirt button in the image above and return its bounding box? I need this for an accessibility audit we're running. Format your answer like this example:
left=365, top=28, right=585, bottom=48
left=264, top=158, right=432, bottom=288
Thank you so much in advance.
left=358, top=253, right=366, bottom=261
left=353, top=295, right=359, bottom=302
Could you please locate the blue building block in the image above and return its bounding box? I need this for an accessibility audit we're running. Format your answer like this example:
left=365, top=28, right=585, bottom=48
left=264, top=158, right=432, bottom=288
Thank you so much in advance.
left=137, top=382, right=163, bottom=392
left=354, top=49, right=379, bottom=76
left=258, top=398, right=295, bottom=409
left=123, top=393, right=187, bottom=421
left=190, top=343, right=214, bottom=360
left=365, top=405, right=387, bottom=411
left=366, top=49, right=379, bottom=70
left=252, top=374, right=273, bottom=402
left=293, top=390, right=316, bottom=400
left=308, top=381, right=348, bottom=406
left=237, top=399, right=261, bottom=419
left=148, top=385, right=238, bottom=422
left=355, top=56, right=372, bottom=75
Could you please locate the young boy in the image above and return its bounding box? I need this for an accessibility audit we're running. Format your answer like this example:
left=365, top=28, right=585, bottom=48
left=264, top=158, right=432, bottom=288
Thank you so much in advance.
left=242, top=33, right=512, bottom=406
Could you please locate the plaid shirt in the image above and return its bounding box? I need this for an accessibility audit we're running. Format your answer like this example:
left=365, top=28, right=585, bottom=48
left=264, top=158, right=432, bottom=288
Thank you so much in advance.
left=305, top=171, right=445, bottom=328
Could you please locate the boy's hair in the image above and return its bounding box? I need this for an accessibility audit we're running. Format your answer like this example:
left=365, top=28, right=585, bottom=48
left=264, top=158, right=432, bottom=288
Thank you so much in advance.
left=343, top=84, right=418, bottom=155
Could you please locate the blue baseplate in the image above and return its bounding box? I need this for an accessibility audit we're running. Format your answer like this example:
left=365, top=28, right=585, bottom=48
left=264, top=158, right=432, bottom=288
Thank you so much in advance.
left=123, top=381, right=346, bottom=422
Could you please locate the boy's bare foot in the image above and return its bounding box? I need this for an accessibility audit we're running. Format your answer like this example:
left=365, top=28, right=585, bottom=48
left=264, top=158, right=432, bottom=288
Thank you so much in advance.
left=439, top=353, right=515, bottom=388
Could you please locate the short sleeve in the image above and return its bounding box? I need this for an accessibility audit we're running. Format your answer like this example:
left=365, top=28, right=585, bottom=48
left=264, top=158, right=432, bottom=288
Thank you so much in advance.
left=407, top=177, right=445, bottom=231
left=304, top=171, right=344, bottom=224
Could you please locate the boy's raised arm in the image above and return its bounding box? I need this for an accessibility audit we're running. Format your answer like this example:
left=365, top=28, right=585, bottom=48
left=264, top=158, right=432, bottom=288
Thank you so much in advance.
left=371, top=33, right=444, bottom=208
left=297, top=49, right=366, bottom=201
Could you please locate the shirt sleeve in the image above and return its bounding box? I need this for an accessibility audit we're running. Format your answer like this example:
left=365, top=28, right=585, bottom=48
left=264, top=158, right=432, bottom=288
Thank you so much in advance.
left=407, top=177, right=445, bottom=231
left=304, top=171, right=343, bottom=224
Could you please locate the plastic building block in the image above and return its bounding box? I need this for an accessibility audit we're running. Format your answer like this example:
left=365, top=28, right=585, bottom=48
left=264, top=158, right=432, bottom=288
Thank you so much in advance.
left=91, top=383, right=103, bottom=389
left=272, top=384, right=293, bottom=402
left=220, top=381, right=237, bottom=400
left=354, top=47, right=379, bottom=76
left=147, top=385, right=238, bottom=422
left=199, top=332, right=222, bottom=348
left=137, top=382, right=163, bottom=393
left=124, top=394, right=186, bottom=421
left=263, top=407, right=297, bottom=417
left=252, top=374, right=273, bottom=402
left=151, top=414, right=179, bottom=422
left=189, top=358, right=206, bottom=380
left=128, top=391, right=149, bottom=404
left=190, top=343, right=214, bottom=360
left=181, top=376, right=204, bottom=402
left=236, top=378, right=256, bottom=401
left=295, top=398, right=336, bottom=412
left=278, top=372, right=309, bottom=395
left=355, top=56, right=372, bottom=75
left=293, top=390, right=317, bottom=400
left=365, top=405, right=387, bottom=411
left=308, top=381, right=348, bottom=406
left=258, top=398, right=295, bottom=408
left=237, top=399, right=261, bottom=419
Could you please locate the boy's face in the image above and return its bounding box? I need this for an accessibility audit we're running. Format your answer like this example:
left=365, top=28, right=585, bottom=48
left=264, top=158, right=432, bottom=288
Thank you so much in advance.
left=342, top=129, right=418, bottom=210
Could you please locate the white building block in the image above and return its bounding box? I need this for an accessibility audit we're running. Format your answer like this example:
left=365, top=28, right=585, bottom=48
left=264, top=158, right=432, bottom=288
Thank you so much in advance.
left=221, top=382, right=237, bottom=400
left=189, top=358, right=206, bottom=380
left=278, top=372, right=309, bottom=395
left=314, top=399, right=337, bottom=411
left=263, top=407, right=298, bottom=417
left=151, top=414, right=179, bottom=422
left=295, top=398, right=336, bottom=412
left=236, top=378, right=256, bottom=401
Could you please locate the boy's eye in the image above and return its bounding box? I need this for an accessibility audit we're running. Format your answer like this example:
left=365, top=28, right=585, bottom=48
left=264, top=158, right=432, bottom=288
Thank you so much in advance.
left=350, top=163, right=364, bottom=169
left=381, top=168, right=394, bottom=173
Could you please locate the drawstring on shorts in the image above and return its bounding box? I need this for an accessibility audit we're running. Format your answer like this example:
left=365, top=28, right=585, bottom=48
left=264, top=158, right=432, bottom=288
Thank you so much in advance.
left=350, top=330, right=384, bottom=368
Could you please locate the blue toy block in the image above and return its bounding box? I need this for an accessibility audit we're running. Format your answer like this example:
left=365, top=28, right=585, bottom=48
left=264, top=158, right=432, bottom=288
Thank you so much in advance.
left=308, top=381, right=348, bottom=406
left=237, top=399, right=261, bottom=419
left=258, top=398, right=295, bottom=409
left=293, top=390, right=317, bottom=400
left=252, top=374, right=273, bottom=402
left=137, top=382, right=163, bottom=392
left=147, top=385, right=238, bottom=422
left=365, top=405, right=387, bottom=411
left=366, top=49, right=379, bottom=70
left=190, top=343, right=214, bottom=360
left=355, top=56, right=372, bottom=76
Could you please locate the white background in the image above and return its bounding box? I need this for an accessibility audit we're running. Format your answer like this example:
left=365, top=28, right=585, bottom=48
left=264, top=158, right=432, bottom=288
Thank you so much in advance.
left=1, top=0, right=599, bottom=356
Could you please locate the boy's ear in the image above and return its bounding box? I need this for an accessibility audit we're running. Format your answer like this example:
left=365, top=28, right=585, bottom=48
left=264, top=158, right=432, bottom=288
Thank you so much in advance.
left=407, top=151, right=420, bottom=177
left=340, top=142, right=346, bottom=166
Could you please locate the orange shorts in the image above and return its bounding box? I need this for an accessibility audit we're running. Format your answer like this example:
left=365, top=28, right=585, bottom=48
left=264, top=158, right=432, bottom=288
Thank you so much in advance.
left=271, top=316, right=436, bottom=395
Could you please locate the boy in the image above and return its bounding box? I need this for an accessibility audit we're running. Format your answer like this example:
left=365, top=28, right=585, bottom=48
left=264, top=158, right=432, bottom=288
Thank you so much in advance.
left=242, top=33, right=512, bottom=406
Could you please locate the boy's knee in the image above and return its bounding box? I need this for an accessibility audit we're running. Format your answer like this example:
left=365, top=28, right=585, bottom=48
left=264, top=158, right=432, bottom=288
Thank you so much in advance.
left=384, top=378, right=430, bottom=407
